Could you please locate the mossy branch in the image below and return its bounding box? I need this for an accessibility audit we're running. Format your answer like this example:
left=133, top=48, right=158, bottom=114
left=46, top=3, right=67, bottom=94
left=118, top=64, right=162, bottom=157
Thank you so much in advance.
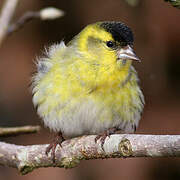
left=0, top=134, right=179, bottom=175
left=164, top=0, right=180, bottom=8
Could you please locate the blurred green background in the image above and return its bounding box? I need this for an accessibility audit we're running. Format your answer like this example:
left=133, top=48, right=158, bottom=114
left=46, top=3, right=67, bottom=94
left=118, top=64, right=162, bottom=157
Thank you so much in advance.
left=0, top=0, right=180, bottom=179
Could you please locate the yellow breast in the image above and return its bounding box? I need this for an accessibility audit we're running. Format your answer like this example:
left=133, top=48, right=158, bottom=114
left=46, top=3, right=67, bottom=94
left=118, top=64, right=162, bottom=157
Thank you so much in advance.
left=32, top=41, right=144, bottom=136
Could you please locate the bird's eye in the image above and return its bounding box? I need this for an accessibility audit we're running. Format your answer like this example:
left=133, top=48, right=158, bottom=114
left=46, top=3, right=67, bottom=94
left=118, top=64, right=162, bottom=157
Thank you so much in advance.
left=106, top=41, right=115, bottom=48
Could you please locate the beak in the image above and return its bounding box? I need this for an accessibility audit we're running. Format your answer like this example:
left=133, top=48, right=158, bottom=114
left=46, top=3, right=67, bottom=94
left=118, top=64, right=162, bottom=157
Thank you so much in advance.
left=117, top=45, right=140, bottom=62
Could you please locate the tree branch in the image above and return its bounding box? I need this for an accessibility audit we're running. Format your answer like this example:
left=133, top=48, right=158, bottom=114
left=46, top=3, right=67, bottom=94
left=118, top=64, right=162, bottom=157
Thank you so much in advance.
left=0, top=134, right=179, bottom=175
left=0, top=125, right=41, bottom=137
left=7, top=8, right=65, bottom=36
left=0, top=0, right=19, bottom=46
left=0, top=3, right=64, bottom=46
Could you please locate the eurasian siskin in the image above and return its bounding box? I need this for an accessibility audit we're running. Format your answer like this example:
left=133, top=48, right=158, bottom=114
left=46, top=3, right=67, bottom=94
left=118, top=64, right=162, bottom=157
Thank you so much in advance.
left=32, top=21, right=144, bottom=160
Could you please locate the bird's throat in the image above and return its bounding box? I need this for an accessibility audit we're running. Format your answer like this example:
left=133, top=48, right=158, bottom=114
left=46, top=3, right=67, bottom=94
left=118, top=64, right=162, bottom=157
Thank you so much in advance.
left=93, top=64, right=132, bottom=92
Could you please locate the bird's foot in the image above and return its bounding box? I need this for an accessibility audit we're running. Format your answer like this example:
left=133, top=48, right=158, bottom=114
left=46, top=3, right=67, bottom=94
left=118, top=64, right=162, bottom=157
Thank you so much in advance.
left=95, top=127, right=118, bottom=150
left=46, top=132, right=65, bottom=163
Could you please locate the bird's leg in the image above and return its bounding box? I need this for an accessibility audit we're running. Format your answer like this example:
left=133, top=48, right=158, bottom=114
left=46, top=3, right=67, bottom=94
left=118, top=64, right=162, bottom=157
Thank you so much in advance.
left=95, top=127, right=118, bottom=150
left=46, top=131, right=65, bottom=163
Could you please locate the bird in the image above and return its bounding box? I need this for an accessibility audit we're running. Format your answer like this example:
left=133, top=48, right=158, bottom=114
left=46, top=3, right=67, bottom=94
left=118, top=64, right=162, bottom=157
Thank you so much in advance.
left=32, top=21, right=144, bottom=161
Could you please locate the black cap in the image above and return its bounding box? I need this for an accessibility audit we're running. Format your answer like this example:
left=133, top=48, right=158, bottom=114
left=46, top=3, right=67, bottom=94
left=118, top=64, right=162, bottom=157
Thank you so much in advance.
left=100, top=21, right=134, bottom=46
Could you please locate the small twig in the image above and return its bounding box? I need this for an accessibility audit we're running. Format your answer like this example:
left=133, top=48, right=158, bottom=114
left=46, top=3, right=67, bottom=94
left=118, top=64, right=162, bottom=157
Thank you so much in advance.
left=0, top=0, right=19, bottom=46
left=7, top=7, right=65, bottom=35
left=0, top=134, right=179, bottom=175
left=7, top=11, right=39, bottom=35
left=0, top=125, right=41, bottom=137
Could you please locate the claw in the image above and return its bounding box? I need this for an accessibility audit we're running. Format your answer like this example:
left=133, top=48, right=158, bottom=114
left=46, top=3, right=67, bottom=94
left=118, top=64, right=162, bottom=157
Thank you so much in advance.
left=95, top=127, right=118, bottom=150
left=46, top=132, right=65, bottom=163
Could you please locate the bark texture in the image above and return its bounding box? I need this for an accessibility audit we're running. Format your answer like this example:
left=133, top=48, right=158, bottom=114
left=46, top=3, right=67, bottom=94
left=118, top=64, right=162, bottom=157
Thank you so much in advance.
left=0, top=134, right=180, bottom=175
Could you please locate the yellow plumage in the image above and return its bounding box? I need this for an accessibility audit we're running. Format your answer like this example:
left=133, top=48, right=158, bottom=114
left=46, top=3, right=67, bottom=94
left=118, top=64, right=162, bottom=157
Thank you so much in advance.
left=32, top=21, right=144, bottom=139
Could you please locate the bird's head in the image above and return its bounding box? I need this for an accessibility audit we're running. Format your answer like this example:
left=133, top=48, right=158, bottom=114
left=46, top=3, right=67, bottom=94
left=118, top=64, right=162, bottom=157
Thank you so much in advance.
left=74, top=21, right=140, bottom=71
